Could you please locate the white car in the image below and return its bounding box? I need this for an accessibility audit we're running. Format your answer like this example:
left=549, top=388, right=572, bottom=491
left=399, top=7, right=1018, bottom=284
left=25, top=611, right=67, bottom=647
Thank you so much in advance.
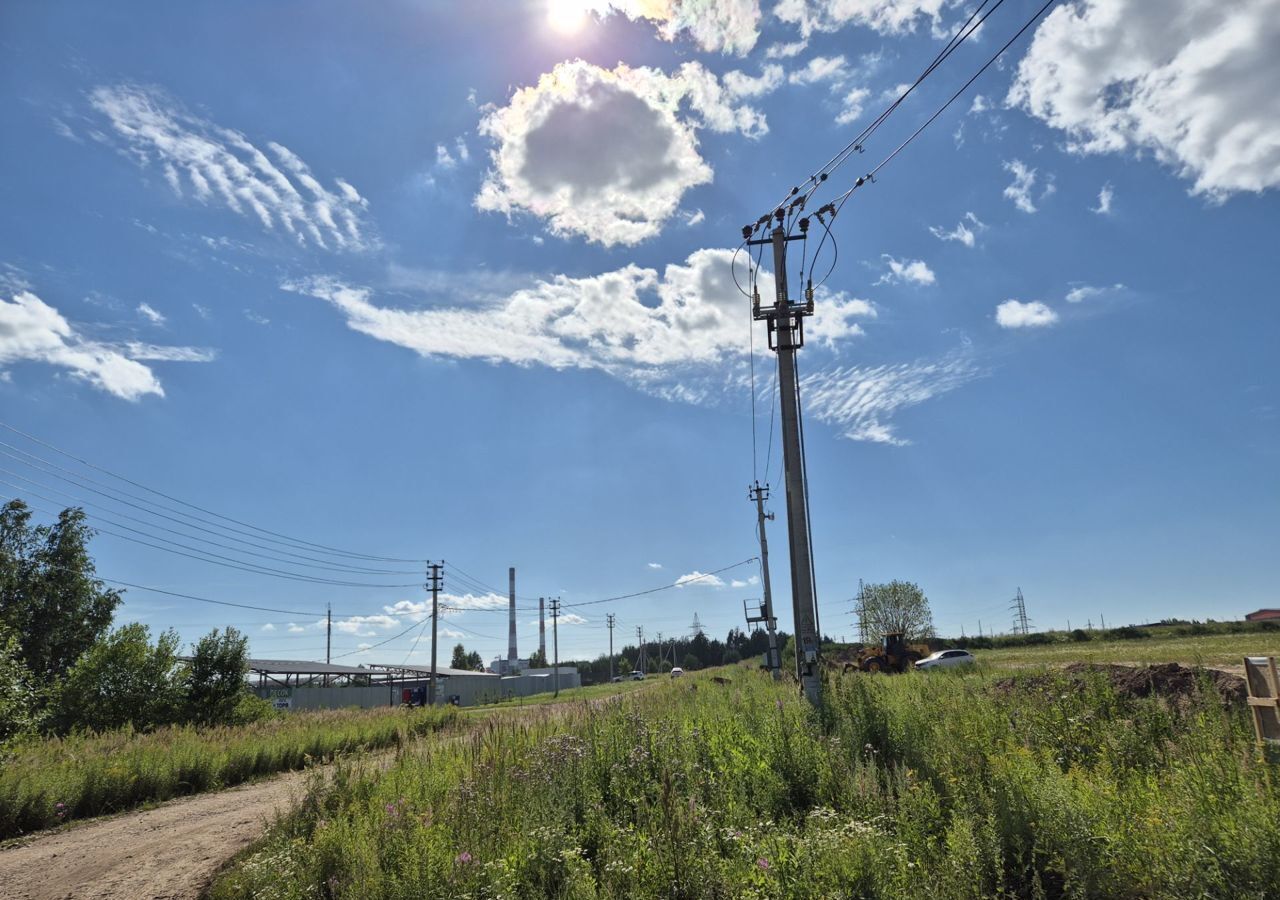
left=630, top=670, right=645, bottom=681
left=670, top=667, right=684, bottom=678
left=914, top=649, right=976, bottom=670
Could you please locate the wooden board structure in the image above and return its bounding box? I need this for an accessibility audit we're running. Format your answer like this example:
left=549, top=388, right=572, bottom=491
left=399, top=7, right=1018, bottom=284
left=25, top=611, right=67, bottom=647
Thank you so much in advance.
left=1244, top=656, right=1280, bottom=748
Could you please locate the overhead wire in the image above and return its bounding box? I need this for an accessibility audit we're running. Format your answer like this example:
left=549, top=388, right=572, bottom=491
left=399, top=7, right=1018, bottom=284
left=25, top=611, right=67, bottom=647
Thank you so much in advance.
left=0, top=421, right=426, bottom=564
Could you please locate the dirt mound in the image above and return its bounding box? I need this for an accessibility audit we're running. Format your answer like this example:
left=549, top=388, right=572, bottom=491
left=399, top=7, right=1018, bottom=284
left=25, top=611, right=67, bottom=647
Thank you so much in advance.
left=996, top=663, right=1247, bottom=706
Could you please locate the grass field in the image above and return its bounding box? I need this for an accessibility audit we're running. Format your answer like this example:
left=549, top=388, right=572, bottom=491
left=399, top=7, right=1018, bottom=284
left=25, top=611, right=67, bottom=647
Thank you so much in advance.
left=979, top=630, right=1280, bottom=669
left=462, top=677, right=653, bottom=712
left=210, top=664, right=1280, bottom=899
left=0, top=704, right=457, bottom=840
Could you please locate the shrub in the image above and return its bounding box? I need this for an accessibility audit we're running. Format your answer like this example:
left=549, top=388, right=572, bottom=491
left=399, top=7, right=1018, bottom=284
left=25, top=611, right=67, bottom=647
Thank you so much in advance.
left=1069, top=628, right=1092, bottom=642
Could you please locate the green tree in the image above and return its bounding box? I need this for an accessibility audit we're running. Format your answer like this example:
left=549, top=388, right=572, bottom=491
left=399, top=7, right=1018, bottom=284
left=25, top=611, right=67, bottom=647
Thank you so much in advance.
left=856, top=580, right=934, bottom=642
left=681, top=653, right=700, bottom=671
left=450, top=643, right=469, bottom=669
left=527, top=648, right=547, bottom=669
left=0, top=501, right=121, bottom=681
left=185, top=627, right=251, bottom=725
left=48, top=623, right=183, bottom=733
left=0, top=625, right=38, bottom=744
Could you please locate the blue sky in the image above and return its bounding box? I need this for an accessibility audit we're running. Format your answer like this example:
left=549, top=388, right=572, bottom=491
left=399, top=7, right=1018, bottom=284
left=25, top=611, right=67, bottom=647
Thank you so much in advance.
left=1, top=0, right=1276, bottom=665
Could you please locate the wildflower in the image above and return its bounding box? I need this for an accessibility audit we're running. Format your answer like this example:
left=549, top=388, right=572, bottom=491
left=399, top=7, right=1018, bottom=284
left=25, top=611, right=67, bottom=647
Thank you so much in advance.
left=456, top=851, right=473, bottom=865
left=775, top=699, right=784, bottom=710
left=757, top=857, right=771, bottom=871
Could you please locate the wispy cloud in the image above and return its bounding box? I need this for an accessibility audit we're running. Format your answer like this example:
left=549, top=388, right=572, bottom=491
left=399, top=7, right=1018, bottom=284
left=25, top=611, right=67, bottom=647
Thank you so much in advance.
left=675, top=571, right=727, bottom=588
left=1065, top=282, right=1125, bottom=303
left=90, top=84, right=372, bottom=251
left=876, top=255, right=936, bottom=286
left=647, top=562, right=663, bottom=569
left=1092, top=183, right=1114, bottom=215
left=929, top=212, right=985, bottom=248
left=1002, top=159, right=1049, bottom=213
left=801, top=351, right=982, bottom=445
left=136, top=302, right=166, bottom=325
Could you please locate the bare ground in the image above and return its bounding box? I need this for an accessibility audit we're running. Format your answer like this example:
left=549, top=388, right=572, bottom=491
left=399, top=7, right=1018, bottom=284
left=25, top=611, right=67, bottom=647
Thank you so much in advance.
left=0, top=766, right=316, bottom=900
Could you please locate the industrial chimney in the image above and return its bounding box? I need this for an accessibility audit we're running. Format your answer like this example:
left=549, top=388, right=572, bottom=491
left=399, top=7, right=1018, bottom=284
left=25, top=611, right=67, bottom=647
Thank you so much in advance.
left=508, top=567, right=517, bottom=663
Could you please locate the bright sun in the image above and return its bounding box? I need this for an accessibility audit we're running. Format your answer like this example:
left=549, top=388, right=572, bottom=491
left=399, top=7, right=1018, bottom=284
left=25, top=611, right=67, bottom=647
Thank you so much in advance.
left=546, top=0, right=591, bottom=35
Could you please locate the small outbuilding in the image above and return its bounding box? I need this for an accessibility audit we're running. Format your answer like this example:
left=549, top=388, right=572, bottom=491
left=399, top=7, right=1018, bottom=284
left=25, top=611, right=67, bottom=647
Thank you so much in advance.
left=1246, top=609, right=1280, bottom=622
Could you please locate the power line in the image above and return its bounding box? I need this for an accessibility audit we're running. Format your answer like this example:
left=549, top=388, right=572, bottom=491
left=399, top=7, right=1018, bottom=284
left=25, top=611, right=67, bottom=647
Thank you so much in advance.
left=0, top=422, right=426, bottom=563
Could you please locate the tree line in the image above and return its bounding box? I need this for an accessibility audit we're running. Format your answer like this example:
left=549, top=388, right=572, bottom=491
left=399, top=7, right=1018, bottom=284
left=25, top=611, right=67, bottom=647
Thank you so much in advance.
left=0, top=500, right=269, bottom=746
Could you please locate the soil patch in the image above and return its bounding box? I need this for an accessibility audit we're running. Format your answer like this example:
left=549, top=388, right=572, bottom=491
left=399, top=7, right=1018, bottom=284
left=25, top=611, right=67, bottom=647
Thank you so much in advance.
left=995, top=662, right=1246, bottom=706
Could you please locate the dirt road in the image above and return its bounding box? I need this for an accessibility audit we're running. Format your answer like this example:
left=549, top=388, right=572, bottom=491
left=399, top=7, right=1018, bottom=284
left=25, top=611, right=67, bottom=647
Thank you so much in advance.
left=0, top=767, right=315, bottom=900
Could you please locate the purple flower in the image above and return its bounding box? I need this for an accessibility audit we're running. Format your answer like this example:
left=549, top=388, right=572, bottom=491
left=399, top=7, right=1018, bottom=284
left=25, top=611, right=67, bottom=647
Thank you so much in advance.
left=757, top=857, right=771, bottom=871
left=456, top=851, right=473, bottom=865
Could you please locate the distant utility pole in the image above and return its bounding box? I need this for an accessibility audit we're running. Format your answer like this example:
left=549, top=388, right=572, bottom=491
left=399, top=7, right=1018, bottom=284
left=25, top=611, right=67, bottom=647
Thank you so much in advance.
left=854, top=578, right=868, bottom=645
left=507, top=567, right=518, bottom=665
left=656, top=631, right=665, bottom=667
left=325, top=602, right=332, bottom=686
left=690, top=614, right=704, bottom=638
left=606, top=613, right=616, bottom=681
left=748, top=212, right=821, bottom=705
left=1010, top=587, right=1031, bottom=635
left=539, top=597, right=547, bottom=659
left=636, top=625, right=645, bottom=675
left=549, top=596, right=561, bottom=697
left=749, top=482, right=781, bottom=679
left=426, top=562, right=443, bottom=705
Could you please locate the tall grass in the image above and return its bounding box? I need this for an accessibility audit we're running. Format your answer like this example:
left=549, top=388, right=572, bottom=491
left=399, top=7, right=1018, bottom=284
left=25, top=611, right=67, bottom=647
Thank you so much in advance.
left=210, top=667, right=1280, bottom=900
left=0, top=705, right=456, bottom=839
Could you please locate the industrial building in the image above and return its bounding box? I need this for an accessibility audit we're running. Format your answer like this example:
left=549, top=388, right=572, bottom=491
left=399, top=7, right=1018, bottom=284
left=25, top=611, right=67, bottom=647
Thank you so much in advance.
left=248, top=659, right=580, bottom=710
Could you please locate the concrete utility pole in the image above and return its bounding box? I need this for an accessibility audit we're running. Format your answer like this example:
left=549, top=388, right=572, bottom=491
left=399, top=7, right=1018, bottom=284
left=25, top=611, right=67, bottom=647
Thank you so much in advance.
left=325, top=602, right=332, bottom=686
left=539, top=597, right=547, bottom=660
left=750, top=482, right=781, bottom=679
left=606, top=613, right=616, bottom=681
left=550, top=596, right=561, bottom=697
left=636, top=625, right=645, bottom=675
left=508, top=567, right=517, bottom=665
left=749, top=216, right=822, bottom=705
left=427, top=562, right=443, bottom=705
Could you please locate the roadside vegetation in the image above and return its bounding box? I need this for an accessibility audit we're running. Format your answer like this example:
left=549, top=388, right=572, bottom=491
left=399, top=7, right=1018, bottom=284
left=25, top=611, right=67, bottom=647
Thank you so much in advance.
left=211, top=665, right=1280, bottom=900
left=976, top=629, right=1280, bottom=668
left=0, top=704, right=456, bottom=839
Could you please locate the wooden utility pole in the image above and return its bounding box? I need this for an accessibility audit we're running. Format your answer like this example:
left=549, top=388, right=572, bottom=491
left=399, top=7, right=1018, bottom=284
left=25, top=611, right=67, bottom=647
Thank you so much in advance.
left=749, top=216, right=821, bottom=705
left=427, top=562, right=442, bottom=705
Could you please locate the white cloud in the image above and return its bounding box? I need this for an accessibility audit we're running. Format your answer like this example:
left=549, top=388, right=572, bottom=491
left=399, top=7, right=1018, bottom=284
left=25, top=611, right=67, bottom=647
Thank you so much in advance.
left=475, top=60, right=766, bottom=245
left=995, top=299, right=1058, bottom=328
left=1002, top=159, right=1041, bottom=213
left=969, top=94, right=990, bottom=115
left=723, top=65, right=785, bottom=98
left=333, top=614, right=398, bottom=636
left=1009, top=0, right=1280, bottom=200
left=243, top=310, right=270, bottom=326
left=136, top=302, right=165, bottom=325
left=90, top=84, right=371, bottom=250
left=435, top=143, right=457, bottom=169
left=0, top=290, right=208, bottom=400
left=647, top=562, right=663, bottom=569
left=282, top=248, right=873, bottom=381
left=683, top=208, right=706, bottom=226
left=122, top=343, right=217, bottom=362
left=876, top=255, right=936, bottom=286
left=836, top=87, right=871, bottom=125
left=192, top=303, right=211, bottom=319
left=559, top=613, right=589, bottom=626
left=765, top=39, right=808, bottom=58
left=287, top=623, right=305, bottom=633
left=788, top=55, right=848, bottom=85
left=260, top=623, right=275, bottom=632
left=584, top=0, right=762, bottom=55
left=675, top=570, right=726, bottom=588
left=776, top=0, right=952, bottom=37
left=730, top=575, right=760, bottom=588
left=928, top=211, right=984, bottom=247
left=1092, top=183, right=1113, bottom=215
left=1065, top=282, right=1125, bottom=303
left=801, top=351, right=980, bottom=445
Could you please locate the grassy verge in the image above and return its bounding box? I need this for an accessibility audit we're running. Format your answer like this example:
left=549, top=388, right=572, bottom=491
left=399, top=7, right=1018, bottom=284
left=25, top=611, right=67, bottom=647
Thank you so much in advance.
left=0, top=705, right=456, bottom=839
left=209, top=666, right=1280, bottom=899
left=461, top=677, right=655, bottom=712
left=981, top=631, right=1280, bottom=668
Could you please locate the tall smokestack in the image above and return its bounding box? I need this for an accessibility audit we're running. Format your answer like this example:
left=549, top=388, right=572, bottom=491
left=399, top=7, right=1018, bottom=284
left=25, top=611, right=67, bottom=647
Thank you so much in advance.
left=539, top=597, right=546, bottom=658
left=508, top=567, right=517, bottom=663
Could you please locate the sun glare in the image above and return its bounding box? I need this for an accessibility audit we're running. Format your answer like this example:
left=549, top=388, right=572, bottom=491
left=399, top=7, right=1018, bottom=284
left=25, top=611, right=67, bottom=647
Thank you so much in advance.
left=546, top=0, right=591, bottom=35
